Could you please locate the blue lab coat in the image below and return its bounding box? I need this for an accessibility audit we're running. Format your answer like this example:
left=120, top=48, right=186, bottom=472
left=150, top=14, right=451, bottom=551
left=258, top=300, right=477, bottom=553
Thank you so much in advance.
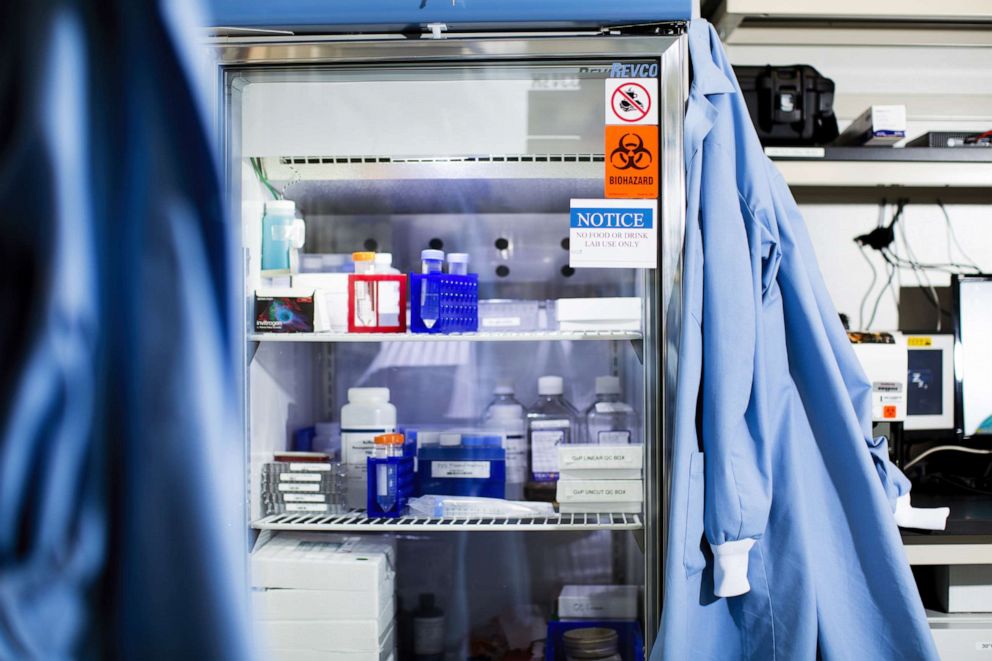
left=0, top=1, right=250, bottom=658
left=654, top=22, right=939, bottom=660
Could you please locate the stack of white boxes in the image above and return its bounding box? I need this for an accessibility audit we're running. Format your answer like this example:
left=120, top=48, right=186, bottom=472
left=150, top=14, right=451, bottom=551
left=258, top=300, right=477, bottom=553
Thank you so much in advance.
left=251, top=532, right=396, bottom=661
left=555, top=445, right=643, bottom=514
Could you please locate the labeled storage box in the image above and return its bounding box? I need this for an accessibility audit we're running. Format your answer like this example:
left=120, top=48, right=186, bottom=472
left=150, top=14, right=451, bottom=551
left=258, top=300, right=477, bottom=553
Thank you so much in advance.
left=262, top=618, right=394, bottom=653
left=558, top=445, right=643, bottom=480
left=251, top=532, right=395, bottom=593
left=253, top=587, right=393, bottom=622
left=558, top=585, right=640, bottom=620
left=416, top=443, right=505, bottom=498
left=555, top=297, right=641, bottom=331
left=836, top=105, right=906, bottom=146
left=556, top=479, right=643, bottom=503
left=266, top=622, right=395, bottom=661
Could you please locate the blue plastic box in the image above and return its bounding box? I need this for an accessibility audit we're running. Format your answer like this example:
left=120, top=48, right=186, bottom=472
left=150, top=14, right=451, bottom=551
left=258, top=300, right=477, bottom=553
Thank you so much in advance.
left=416, top=439, right=505, bottom=498
left=545, top=621, right=644, bottom=661
left=366, top=437, right=417, bottom=518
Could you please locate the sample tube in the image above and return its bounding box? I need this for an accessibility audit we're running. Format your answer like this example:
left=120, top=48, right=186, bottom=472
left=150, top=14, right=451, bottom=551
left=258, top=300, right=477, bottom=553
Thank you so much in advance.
left=446, top=252, right=469, bottom=275
left=352, top=251, right=376, bottom=326
left=420, top=249, right=444, bottom=329
left=373, top=432, right=404, bottom=513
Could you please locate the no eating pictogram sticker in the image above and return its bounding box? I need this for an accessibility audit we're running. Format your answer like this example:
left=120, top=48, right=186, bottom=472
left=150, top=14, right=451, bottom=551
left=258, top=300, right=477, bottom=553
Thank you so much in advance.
left=605, top=78, right=658, bottom=126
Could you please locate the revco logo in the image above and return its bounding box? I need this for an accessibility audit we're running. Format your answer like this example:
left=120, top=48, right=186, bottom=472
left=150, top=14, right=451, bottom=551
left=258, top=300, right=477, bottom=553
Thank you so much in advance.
left=610, top=63, right=658, bottom=78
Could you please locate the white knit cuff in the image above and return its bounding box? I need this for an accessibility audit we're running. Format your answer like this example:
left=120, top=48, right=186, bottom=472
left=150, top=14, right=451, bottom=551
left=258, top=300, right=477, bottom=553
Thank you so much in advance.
left=894, top=493, right=949, bottom=531
left=711, top=538, right=755, bottom=598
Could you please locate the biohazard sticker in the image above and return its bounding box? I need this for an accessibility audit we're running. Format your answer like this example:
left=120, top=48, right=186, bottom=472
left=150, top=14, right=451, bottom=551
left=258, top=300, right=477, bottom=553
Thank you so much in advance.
left=605, top=78, right=658, bottom=125
left=604, top=125, right=659, bottom=199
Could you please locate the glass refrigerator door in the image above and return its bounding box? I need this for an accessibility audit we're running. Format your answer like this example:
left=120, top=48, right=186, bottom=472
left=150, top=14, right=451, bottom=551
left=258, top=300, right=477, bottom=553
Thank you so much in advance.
left=220, top=34, right=684, bottom=660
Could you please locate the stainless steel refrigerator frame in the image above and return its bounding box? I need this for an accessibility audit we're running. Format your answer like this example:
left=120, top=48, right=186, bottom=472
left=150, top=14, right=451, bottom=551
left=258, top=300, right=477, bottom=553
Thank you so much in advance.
left=212, top=30, right=686, bottom=650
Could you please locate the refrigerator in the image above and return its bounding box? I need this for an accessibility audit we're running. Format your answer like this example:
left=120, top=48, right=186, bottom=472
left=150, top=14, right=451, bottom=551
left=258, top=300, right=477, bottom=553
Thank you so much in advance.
left=211, top=17, right=687, bottom=660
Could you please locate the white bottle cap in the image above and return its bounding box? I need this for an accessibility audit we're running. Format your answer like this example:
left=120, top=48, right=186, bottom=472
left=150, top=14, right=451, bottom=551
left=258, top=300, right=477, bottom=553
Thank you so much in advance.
left=347, top=387, right=390, bottom=403
left=421, top=249, right=445, bottom=261
left=447, top=252, right=469, bottom=264
left=439, top=432, right=462, bottom=446
left=265, top=200, right=295, bottom=213
left=595, top=376, right=621, bottom=395
left=493, top=382, right=514, bottom=396
left=374, top=252, right=393, bottom=266
left=538, top=376, right=564, bottom=396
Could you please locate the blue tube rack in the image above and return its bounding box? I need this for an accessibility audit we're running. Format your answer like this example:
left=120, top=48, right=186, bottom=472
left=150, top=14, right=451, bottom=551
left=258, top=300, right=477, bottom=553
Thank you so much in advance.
left=366, top=453, right=415, bottom=518
left=409, top=273, right=479, bottom=334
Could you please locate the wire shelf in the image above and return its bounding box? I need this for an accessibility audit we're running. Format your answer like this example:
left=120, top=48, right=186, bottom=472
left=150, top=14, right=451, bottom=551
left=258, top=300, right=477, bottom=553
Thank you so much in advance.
left=248, top=330, right=642, bottom=343
left=253, top=511, right=642, bottom=532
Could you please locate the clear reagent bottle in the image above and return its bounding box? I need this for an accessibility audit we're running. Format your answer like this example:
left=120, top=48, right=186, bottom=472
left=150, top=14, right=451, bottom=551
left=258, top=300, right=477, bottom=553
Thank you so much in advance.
left=585, top=376, right=637, bottom=445
left=526, top=375, right=579, bottom=500
left=483, top=383, right=527, bottom=501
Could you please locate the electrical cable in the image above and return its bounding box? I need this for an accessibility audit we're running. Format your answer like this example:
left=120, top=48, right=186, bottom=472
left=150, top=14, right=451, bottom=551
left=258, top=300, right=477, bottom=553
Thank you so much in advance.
left=894, top=222, right=943, bottom=330
left=250, top=157, right=282, bottom=200
left=937, top=199, right=981, bottom=272
left=865, top=259, right=896, bottom=329
left=903, top=445, right=992, bottom=470
left=856, top=242, right=878, bottom=330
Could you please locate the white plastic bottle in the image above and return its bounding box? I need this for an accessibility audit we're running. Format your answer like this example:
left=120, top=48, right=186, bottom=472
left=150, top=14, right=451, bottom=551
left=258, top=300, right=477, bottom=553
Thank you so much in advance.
left=483, top=383, right=527, bottom=501
left=341, top=388, right=397, bottom=509
left=585, top=376, right=637, bottom=445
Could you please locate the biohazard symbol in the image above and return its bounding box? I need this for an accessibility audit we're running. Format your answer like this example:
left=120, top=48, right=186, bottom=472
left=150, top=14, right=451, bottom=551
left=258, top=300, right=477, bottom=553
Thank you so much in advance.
left=609, top=132, right=653, bottom=170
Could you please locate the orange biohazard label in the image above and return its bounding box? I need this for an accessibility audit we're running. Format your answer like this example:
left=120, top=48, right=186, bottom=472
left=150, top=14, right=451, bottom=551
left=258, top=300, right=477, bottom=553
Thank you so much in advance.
left=605, top=125, right=659, bottom=199
left=883, top=405, right=897, bottom=419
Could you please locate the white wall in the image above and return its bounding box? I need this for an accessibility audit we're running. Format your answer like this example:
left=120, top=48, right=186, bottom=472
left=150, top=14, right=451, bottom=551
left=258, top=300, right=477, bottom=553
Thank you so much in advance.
left=725, top=39, right=992, bottom=330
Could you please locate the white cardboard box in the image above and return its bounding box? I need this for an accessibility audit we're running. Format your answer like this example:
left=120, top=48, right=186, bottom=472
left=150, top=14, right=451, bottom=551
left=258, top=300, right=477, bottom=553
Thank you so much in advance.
left=558, top=446, right=643, bottom=480
left=556, top=479, right=643, bottom=503
left=265, top=621, right=396, bottom=660
left=253, top=588, right=393, bottom=623
left=837, top=105, right=906, bottom=146
left=558, top=502, right=642, bottom=514
left=261, top=618, right=392, bottom=652
left=251, top=533, right=395, bottom=593
left=558, top=585, right=639, bottom=620
left=927, top=610, right=992, bottom=660
left=555, top=297, right=641, bottom=331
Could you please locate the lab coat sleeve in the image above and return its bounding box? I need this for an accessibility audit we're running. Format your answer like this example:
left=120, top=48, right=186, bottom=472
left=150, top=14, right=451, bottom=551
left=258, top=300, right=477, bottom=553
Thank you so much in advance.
left=764, top=159, right=948, bottom=532
left=687, top=20, right=774, bottom=599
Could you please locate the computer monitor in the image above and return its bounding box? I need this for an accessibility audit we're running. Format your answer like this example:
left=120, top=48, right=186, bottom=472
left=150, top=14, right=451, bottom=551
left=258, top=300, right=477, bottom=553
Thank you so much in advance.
left=954, top=275, right=992, bottom=439
left=904, top=334, right=955, bottom=431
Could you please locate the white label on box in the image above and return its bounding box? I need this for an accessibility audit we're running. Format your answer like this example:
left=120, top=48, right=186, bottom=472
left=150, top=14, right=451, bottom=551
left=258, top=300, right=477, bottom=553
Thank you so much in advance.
left=557, top=480, right=643, bottom=502
left=481, top=316, right=521, bottom=328
left=595, top=402, right=628, bottom=414
left=279, top=473, right=322, bottom=482
left=286, top=503, right=329, bottom=512
left=559, top=445, right=643, bottom=469
left=282, top=493, right=327, bottom=502
left=432, top=461, right=491, bottom=479
left=278, top=483, right=321, bottom=492
left=598, top=430, right=631, bottom=444
left=288, top=462, right=330, bottom=471
left=569, top=199, right=658, bottom=269
left=976, top=642, right=992, bottom=652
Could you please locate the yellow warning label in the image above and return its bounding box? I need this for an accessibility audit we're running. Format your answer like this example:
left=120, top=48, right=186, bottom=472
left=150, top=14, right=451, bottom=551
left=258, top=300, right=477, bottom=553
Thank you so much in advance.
left=907, top=337, right=933, bottom=347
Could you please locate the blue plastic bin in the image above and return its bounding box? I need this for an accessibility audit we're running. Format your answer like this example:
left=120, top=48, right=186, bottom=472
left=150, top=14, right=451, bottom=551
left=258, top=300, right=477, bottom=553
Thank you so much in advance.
left=544, top=620, right=644, bottom=661
left=366, top=438, right=416, bottom=518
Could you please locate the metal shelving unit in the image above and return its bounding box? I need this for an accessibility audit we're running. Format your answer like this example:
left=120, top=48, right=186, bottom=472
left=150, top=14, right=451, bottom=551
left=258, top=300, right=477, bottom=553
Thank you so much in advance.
left=254, top=511, right=643, bottom=532
left=767, top=147, right=992, bottom=189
